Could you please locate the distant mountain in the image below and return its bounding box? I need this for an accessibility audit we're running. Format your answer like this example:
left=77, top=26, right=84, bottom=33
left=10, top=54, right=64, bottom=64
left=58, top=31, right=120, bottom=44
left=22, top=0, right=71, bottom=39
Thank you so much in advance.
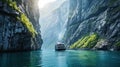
left=39, top=0, right=69, bottom=49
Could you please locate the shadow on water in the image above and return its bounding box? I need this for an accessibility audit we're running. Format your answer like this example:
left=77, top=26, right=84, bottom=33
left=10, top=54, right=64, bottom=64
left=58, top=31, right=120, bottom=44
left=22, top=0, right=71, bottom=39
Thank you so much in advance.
left=0, top=51, right=42, bottom=67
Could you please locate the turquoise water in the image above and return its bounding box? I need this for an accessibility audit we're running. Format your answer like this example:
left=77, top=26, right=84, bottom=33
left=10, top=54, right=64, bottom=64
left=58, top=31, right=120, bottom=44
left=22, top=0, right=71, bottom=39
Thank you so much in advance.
left=0, top=50, right=120, bottom=67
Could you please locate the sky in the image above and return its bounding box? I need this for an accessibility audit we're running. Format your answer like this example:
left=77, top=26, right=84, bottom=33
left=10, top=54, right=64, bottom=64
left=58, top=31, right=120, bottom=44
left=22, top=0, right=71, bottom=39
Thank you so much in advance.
left=38, top=0, right=56, bottom=8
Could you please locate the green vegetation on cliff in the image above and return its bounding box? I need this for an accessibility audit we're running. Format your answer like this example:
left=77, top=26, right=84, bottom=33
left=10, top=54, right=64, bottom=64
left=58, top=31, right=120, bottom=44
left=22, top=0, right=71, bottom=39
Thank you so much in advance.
left=70, top=33, right=99, bottom=49
left=2, top=0, right=37, bottom=37
left=2, top=0, right=21, bottom=12
left=20, top=13, right=38, bottom=37
left=109, top=0, right=119, bottom=5
left=115, top=41, right=120, bottom=47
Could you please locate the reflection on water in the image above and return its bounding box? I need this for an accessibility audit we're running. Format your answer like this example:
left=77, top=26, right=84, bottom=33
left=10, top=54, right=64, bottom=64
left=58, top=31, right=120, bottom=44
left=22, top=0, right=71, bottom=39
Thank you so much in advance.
left=41, top=50, right=67, bottom=67
left=0, top=51, right=42, bottom=67
left=0, top=52, right=31, bottom=67
left=66, top=51, right=98, bottom=67
left=0, top=50, right=120, bottom=67
left=56, top=52, right=67, bottom=67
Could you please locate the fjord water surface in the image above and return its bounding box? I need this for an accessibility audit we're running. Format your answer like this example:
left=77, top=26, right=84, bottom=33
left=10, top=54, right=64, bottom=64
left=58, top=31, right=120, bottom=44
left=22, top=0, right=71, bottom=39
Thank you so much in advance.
left=0, top=50, right=120, bottom=67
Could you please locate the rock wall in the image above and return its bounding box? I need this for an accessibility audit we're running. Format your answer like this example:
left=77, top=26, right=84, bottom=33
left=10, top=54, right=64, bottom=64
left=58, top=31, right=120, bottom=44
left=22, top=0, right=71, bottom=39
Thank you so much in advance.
left=64, top=0, right=120, bottom=50
left=0, top=0, right=42, bottom=52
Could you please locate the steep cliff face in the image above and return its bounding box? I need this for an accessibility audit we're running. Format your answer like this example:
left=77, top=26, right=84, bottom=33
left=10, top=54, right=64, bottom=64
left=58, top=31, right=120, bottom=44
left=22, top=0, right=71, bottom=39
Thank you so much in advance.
left=0, top=0, right=42, bottom=52
left=64, top=0, right=120, bottom=50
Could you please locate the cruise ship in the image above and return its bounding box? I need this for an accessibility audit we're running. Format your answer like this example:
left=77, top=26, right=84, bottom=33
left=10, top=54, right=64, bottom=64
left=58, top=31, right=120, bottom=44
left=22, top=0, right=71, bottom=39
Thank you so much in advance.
left=55, top=43, right=66, bottom=51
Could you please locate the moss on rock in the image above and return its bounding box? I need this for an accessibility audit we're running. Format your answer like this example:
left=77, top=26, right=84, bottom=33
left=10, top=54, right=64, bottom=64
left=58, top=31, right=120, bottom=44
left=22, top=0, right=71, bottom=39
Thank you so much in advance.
left=115, top=41, right=120, bottom=47
left=20, top=13, right=37, bottom=37
left=109, top=0, right=119, bottom=5
left=70, top=33, right=99, bottom=49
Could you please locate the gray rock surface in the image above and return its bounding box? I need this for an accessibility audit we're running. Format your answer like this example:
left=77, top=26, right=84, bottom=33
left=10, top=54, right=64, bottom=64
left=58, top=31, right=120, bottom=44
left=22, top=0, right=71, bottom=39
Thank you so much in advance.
left=0, top=0, right=42, bottom=52
left=64, top=0, right=120, bottom=50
